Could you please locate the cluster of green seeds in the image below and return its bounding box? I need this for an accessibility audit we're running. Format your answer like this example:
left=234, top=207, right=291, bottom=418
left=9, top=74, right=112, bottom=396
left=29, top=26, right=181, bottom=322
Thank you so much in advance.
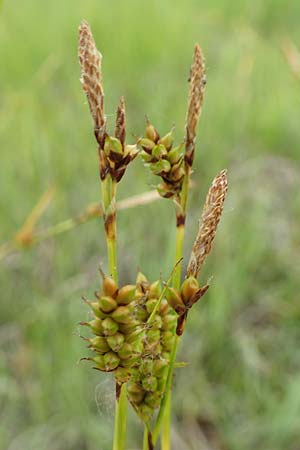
left=81, top=272, right=178, bottom=421
left=138, top=118, right=185, bottom=198
left=81, top=275, right=143, bottom=378
left=126, top=273, right=177, bottom=422
left=166, top=276, right=209, bottom=335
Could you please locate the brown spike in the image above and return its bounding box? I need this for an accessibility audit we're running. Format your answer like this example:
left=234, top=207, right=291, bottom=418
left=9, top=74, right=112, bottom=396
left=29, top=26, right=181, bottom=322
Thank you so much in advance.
left=187, top=170, right=228, bottom=277
left=115, top=96, right=126, bottom=148
left=185, top=44, right=206, bottom=167
left=78, top=20, right=106, bottom=146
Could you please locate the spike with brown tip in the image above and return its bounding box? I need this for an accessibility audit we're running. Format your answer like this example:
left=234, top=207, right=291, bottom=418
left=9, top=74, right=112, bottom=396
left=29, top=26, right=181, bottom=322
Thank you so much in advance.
left=185, top=44, right=206, bottom=167
left=78, top=20, right=106, bottom=146
left=115, top=96, right=126, bottom=148
left=187, top=169, right=228, bottom=277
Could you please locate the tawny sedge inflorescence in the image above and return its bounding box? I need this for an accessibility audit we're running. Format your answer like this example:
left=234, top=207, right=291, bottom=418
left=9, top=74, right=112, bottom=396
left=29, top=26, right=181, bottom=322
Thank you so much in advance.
left=185, top=44, right=206, bottom=167
left=187, top=169, right=228, bottom=278
left=78, top=21, right=138, bottom=182
left=78, top=20, right=106, bottom=147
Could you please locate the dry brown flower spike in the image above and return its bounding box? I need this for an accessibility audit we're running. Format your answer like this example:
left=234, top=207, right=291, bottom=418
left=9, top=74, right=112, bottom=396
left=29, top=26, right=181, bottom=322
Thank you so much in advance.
left=187, top=169, right=228, bottom=278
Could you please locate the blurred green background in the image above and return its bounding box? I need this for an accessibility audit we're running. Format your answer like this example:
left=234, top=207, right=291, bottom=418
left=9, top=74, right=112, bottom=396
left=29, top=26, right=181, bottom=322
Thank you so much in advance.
left=1, top=0, right=300, bottom=449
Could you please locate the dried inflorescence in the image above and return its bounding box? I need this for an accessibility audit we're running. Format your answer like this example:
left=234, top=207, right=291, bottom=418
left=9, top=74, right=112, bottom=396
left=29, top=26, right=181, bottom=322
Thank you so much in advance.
left=187, top=169, right=228, bottom=278
left=185, top=44, right=206, bottom=167
left=78, top=20, right=106, bottom=146
left=78, top=21, right=138, bottom=182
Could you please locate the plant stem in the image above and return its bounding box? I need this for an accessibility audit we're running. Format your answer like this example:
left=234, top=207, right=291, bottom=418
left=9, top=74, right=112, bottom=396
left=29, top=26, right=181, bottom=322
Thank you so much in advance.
left=113, top=383, right=127, bottom=450
left=143, top=427, right=149, bottom=450
left=153, top=335, right=179, bottom=445
left=101, top=175, right=126, bottom=450
left=159, top=165, right=191, bottom=449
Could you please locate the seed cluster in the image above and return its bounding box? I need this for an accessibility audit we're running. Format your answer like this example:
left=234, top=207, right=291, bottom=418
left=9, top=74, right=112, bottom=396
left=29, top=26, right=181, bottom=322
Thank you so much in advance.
left=126, top=273, right=177, bottom=422
left=165, top=276, right=209, bottom=336
left=138, top=118, right=185, bottom=199
left=81, top=275, right=143, bottom=376
left=81, top=272, right=177, bottom=421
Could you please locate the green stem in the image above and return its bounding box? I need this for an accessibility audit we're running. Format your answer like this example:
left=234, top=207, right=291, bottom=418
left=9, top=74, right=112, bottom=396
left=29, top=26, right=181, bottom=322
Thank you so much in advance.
left=113, top=383, right=127, bottom=450
left=107, top=237, right=118, bottom=283
left=153, top=335, right=179, bottom=445
left=101, top=177, right=118, bottom=283
left=143, top=427, right=148, bottom=450
left=172, top=224, right=185, bottom=289
left=101, top=176, right=126, bottom=450
left=159, top=165, right=191, bottom=449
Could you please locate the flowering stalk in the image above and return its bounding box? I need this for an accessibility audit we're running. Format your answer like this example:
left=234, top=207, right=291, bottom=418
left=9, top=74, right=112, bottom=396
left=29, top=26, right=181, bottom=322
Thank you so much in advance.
left=78, top=20, right=138, bottom=450
left=77, top=21, right=228, bottom=450
left=158, top=44, right=206, bottom=449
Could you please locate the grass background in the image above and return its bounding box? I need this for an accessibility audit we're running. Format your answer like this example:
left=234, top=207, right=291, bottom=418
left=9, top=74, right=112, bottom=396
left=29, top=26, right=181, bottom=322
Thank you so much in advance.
left=1, top=0, right=300, bottom=449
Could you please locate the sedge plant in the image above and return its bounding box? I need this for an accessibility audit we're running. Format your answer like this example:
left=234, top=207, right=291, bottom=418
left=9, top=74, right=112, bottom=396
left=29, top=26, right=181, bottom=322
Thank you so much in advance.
left=78, top=20, right=228, bottom=450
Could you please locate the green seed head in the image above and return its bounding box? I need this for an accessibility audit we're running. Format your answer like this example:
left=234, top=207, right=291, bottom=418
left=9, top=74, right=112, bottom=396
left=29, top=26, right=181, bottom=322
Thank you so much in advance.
left=117, top=284, right=136, bottom=305
left=138, top=404, right=153, bottom=422
left=104, top=136, right=123, bottom=156
left=118, top=320, right=139, bottom=334
left=146, top=328, right=161, bottom=345
left=102, top=317, right=119, bottom=336
left=135, top=306, right=148, bottom=322
left=162, top=314, right=177, bottom=331
left=127, top=382, right=144, bottom=404
left=140, top=150, right=154, bottom=162
left=106, top=332, right=125, bottom=352
left=142, top=375, right=158, bottom=392
left=87, top=301, right=108, bottom=319
left=111, top=306, right=132, bottom=324
left=136, top=271, right=149, bottom=286
left=125, top=327, right=145, bottom=344
left=120, top=355, right=139, bottom=368
left=158, top=129, right=174, bottom=151
left=145, top=119, right=159, bottom=142
left=93, top=354, right=106, bottom=371
left=181, top=276, right=199, bottom=304
left=115, top=367, right=132, bottom=383
left=167, top=144, right=183, bottom=164
left=170, top=166, right=185, bottom=182
left=149, top=280, right=162, bottom=299
left=145, top=298, right=158, bottom=314
left=152, top=144, right=167, bottom=159
left=103, top=351, right=120, bottom=371
left=88, top=318, right=104, bottom=335
left=118, top=342, right=133, bottom=360
left=161, top=331, right=174, bottom=351
left=140, top=358, right=154, bottom=375
left=131, top=339, right=144, bottom=355
left=151, top=314, right=163, bottom=330
left=89, top=336, right=110, bottom=353
left=144, top=392, right=161, bottom=409
left=156, top=183, right=175, bottom=198
left=159, top=299, right=170, bottom=316
left=102, top=276, right=118, bottom=297
left=139, top=138, right=155, bottom=152
left=165, top=287, right=185, bottom=313
left=98, top=296, right=118, bottom=313
left=153, top=358, right=168, bottom=377
left=151, top=159, right=171, bottom=175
